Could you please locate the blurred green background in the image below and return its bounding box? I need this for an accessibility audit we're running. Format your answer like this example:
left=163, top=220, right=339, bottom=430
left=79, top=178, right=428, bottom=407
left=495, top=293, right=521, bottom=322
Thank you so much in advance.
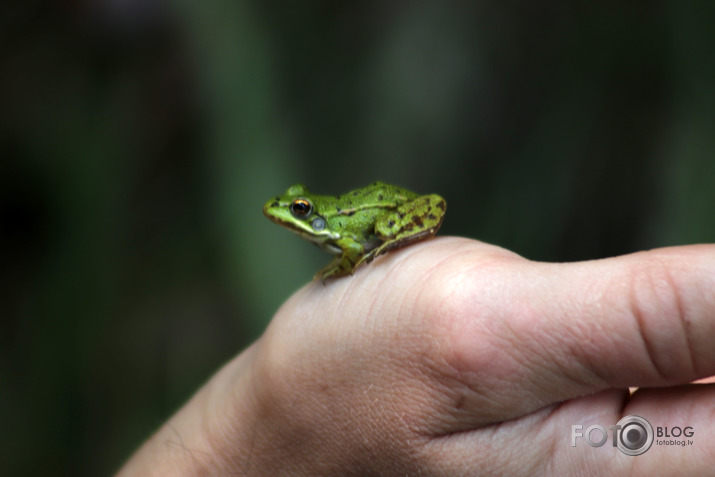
left=2, top=1, right=713, bottom=475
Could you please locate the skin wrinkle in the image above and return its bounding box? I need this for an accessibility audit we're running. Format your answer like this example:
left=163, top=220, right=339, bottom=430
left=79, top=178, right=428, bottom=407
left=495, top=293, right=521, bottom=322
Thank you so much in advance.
left=428, top=357, right=525, bottom=435
left=390, top=338, right=459, bottom=438
left=499, top=318, right=555, bottom=399
left=407, top=343, right=471, bottom=435
left=382, top=391, right=436, bottom=459
left=424, top=424, right=500, bottom=472
left=512, top=408, right=561, bottom=475
left=557, top=292, right=622, bottom=394
left=504, top=310, right=576, bottom=394
left=576, top=325, right=621, bottom=388
left=436, top=344, right=506, bottom=418
left=560, top=335, right=602, bottom=388
left=626, top=256, right=701, bottom=384
left=661, top=261, right=698, bottom=377
left=412, top=268, right=489, bottom=412
left=472, top=295, right=567, bottom=411
left=442, top=294, right=511, bottom=384
left=595, top=271, right=655, bottom=385
left=163, top=423, right=213, bottom=473
left=551, top=289, right=612, bottom=392
left=424, top=365, right=479, bottom=436
left=497, top=270, right=600, bottom=401
left=533, top=267, right=620, bottom=397
left=470, top=410, right=553, bottom=475
left=575, top=301, right=621, bottom=385
left=644, top=258, right=692, bottom=378
left=628, top=266, right=670, bottom=383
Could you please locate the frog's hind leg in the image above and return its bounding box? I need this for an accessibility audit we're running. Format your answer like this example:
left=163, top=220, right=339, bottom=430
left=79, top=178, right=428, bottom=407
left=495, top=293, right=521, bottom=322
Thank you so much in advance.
left=359, top=229, right=434, bottom=267
left=314, top=256, right=343, bottom=284
left=356, top=194, right=446, bottom=269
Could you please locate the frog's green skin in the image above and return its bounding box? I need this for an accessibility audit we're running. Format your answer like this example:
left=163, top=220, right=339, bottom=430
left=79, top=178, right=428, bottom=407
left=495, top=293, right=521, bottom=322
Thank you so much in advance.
left=263, top=181, right=446, bottom=283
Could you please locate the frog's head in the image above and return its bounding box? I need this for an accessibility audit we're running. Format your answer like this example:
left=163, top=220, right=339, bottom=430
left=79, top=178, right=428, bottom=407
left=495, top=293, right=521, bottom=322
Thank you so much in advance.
left=263, top=184, right=339, bottom=243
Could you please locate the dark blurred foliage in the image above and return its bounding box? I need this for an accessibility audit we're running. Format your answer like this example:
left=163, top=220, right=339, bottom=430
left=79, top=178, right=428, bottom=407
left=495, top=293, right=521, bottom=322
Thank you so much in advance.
left=1, top=1, right=713, bottom=475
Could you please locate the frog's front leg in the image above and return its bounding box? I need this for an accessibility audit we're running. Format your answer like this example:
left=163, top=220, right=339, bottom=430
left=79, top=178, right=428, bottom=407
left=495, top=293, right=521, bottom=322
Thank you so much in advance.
left=315, top=237, right=365, bottom=284
left=356, top=194, right=446, bottom=269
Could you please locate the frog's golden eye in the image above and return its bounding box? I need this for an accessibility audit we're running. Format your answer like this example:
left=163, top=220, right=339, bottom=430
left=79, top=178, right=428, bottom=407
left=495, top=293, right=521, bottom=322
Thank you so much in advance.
left=290, top=198, right=312, bottom=219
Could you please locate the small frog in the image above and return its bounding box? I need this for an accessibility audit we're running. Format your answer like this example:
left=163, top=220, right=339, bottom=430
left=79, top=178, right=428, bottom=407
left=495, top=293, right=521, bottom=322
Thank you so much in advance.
left=263, top=182, right=446, bottom=283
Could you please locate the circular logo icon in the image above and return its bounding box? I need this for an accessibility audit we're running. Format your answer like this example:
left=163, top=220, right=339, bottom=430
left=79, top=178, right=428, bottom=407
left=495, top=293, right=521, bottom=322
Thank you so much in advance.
left=616, top=415, right=653, bottom=456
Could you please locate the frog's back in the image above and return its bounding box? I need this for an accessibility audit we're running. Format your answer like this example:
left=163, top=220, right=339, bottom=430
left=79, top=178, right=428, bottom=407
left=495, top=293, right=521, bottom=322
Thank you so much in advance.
left=318, top=182, right=416, bottom=243
left=342, top=182, right=418, bottom=205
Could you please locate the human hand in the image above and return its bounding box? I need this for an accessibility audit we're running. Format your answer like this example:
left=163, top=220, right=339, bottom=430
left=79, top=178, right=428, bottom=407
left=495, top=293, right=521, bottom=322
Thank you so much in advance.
left=118, top=238, right=715, bottom=476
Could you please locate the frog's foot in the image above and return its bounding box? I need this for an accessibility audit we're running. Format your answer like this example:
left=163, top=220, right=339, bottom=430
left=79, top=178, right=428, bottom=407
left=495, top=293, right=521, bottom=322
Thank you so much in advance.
left=315, top=256, right=355, bottom=285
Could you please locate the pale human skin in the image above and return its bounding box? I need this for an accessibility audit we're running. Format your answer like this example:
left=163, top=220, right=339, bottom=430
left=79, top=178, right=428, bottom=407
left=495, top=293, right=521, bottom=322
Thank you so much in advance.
left=118, top=238, right=715, bottom=476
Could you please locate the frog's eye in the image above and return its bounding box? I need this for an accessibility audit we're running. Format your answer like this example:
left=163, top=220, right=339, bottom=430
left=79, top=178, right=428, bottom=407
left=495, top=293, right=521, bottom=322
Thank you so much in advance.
left=290, top=198, right=312, bottom=219
left=311, top=217, right=326, bottom=231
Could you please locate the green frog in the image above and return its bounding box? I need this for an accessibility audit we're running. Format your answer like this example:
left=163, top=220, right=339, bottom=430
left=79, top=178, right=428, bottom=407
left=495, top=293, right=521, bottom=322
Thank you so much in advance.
left=263, top=182, right=446, bottom=283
